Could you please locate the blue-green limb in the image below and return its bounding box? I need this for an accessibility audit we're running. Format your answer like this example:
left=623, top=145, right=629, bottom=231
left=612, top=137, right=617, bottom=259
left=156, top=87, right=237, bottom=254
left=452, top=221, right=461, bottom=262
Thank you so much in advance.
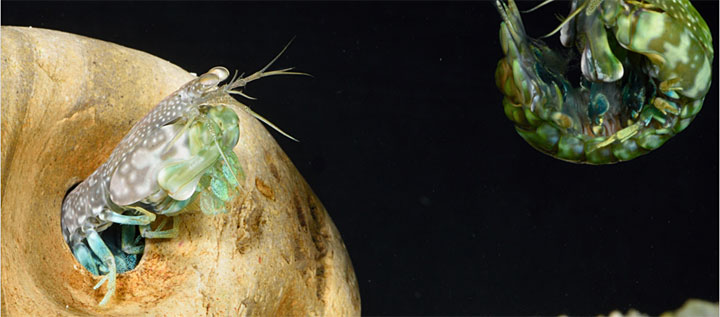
left=85, top=229, right=116, bottom=306
left=139, top=216, right=179, bottom=239
left=72, top=243, right=100, bottom=276
left=121, top=225, right=144, bottom=255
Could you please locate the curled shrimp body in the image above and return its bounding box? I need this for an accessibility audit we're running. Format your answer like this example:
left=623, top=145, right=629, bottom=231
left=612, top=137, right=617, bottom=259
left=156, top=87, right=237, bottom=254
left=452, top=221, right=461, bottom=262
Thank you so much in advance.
left=61, top=44, right=303, bottom=306
left=494, top=0, right=713, bottom=164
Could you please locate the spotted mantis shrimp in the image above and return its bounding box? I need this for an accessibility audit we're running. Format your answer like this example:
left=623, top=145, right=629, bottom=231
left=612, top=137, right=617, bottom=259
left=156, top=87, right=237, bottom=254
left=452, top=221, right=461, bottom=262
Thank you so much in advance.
left=60, top=43, right=304, bottom=306
left=495, top=0, right=713, bottom=164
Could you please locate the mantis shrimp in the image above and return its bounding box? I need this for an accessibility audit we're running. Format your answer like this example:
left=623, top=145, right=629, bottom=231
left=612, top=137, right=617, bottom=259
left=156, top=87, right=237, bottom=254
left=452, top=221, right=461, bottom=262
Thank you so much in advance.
left=60, top=44, right=303, bottom=306
left=494, top=0, right=713, bottom=164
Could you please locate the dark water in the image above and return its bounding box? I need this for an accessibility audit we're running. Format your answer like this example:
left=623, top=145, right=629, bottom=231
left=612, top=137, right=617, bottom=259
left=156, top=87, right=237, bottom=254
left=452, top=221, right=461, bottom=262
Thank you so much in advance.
left=4, top=2, right=718, bottom=315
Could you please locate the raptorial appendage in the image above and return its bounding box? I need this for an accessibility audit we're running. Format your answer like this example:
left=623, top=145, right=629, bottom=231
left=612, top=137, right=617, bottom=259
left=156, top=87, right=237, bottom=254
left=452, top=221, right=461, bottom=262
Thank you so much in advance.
left=495, top=0, right=713, bottom=164
left=60, top=43, right=304, bottom=306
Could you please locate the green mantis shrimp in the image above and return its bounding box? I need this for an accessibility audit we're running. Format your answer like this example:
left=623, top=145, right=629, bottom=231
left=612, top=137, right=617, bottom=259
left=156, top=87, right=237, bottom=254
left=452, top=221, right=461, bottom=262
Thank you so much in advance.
left=61, top=44, right=303, bottom=306
left=494, top=0, right=713, bottom=164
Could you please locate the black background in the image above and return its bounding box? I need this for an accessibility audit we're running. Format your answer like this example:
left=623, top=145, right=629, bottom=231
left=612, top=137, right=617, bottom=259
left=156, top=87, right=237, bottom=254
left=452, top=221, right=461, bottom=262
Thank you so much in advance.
left=4, top=2, right=718, bottom=316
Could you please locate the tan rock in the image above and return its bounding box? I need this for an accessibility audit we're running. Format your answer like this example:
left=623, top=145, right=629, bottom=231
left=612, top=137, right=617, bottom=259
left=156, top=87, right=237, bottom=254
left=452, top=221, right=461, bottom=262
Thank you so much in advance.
left=1, top=26, right=360, bottom=316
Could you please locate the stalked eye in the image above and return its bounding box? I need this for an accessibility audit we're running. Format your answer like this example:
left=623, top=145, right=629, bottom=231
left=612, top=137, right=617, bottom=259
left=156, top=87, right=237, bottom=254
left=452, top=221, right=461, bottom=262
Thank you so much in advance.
left=208, top=66, right=230, bottom=82
left=198, top=73, right=221, bottom=88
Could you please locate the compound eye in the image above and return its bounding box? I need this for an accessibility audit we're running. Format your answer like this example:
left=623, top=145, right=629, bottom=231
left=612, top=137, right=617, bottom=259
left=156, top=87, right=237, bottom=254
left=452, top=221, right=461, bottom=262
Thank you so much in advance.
left=208, top=66, right=230, bottom=82
left=198, top=73, right=221, bottom=88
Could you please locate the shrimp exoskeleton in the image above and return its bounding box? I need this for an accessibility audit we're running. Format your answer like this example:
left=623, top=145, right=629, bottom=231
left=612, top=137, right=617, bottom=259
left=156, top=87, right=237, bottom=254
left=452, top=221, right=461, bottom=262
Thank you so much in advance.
left=60, top=42, right=305, bottom=306
left=495, top=0, right=713, bottom=164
